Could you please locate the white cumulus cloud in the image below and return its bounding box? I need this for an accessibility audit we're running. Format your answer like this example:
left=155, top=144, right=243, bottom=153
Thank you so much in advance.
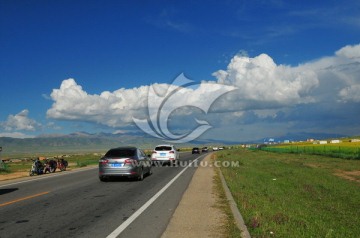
left=335, top=44, right=360, bottom=59
left=47, top=77, right=235, bottom=130
left=300, top=43, right=360, bottom=102
left=339, top=84, right=360, bottom=102
left=46, top=78, right=150, bottom=126
left=212, top=53, right=319, bottom=104
left=0, top=109, right=41, bottom=131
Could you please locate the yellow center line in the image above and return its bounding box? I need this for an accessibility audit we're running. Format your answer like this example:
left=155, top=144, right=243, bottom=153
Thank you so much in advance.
left=0, top=191, right=50, bottom=207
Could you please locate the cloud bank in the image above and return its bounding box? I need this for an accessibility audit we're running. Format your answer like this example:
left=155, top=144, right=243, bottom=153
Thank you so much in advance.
left=43, top=43, right=360, bottom=140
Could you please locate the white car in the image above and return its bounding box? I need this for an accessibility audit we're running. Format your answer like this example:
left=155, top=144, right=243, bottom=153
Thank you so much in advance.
left=151, top=144, right=179, bottom=164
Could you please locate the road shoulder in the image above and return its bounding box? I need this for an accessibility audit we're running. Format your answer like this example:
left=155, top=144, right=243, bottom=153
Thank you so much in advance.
left=161, top=153, right=226, bottom=238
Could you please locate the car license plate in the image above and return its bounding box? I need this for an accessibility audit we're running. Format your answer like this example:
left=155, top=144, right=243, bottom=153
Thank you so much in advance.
left=111, top=163, right=123, bottom=167
left=160, top=153, right=166, bottom=156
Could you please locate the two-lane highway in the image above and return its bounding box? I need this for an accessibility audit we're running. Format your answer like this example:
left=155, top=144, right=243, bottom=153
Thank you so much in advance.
left=0, top=152, right=207, bottom=238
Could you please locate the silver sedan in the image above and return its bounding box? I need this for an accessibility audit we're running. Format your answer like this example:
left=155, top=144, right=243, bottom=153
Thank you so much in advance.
left=99, top=146, right=152, bottom=182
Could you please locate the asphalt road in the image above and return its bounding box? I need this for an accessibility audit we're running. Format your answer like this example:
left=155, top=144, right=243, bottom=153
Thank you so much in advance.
left=0, top=152, right=207, bottom=238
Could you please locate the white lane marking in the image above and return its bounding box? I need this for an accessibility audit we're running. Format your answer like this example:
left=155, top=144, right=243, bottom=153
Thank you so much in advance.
left=106, top=155, right=204, bottom=238
left=0, top=167, right=97, bottom=188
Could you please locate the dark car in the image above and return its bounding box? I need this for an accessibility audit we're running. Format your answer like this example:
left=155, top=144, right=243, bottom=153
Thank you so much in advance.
left=99, top=146, right=152, bottom=182
left=201, top=147, right=208, bottom=152
left=192, top=147, right=201, bottom=154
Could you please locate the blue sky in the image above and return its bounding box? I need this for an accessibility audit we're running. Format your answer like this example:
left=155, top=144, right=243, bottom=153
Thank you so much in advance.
left=1, top=0, right=360, bottom=142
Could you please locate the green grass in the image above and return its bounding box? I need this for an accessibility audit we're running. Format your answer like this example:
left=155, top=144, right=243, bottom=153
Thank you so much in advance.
left=212, top=156, right=242, bottom=237
left=2, top=160, right=31, bottom=173
left=261, top=142, right=360, bottom=160
left=216, top=149, right=360, bottom=238
left=0, top=161, right=10, bottom=173
left=68, top=154, right=101, bottom=167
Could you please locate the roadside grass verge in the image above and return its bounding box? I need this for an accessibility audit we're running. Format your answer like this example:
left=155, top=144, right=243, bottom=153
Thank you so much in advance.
left=216, top=149, right=360, bottom=238
left=211, top=155, right=242, bottom=237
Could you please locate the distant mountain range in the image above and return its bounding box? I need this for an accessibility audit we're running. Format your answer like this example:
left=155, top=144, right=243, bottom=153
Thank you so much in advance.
left=0, top=131, right=217, bottom=156
left=0, top=131, right=353, bottom=156
left=0, top=132, right=163, bottom=156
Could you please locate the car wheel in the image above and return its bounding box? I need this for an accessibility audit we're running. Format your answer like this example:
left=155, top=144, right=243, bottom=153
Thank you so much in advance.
left=147, top=166, right=153, bottom=176
left=138, top=168, right=144, bottom=181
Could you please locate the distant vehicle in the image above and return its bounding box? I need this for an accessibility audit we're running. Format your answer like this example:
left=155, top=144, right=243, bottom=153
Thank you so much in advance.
left=192, top=147, right=201, bottom=154
left=212, top=147, right=219, bottom=151
left=99, top=146, right=152, bottom=182
left=151, top=144, right=179, bottom=164
left=201, top=147, right=208, bottom=152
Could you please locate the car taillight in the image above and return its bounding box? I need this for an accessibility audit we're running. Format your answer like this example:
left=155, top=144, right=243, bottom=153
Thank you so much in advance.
left=124, top=159, right=133, bottom=164
left=169, top=151, right=175, bottom=154
left=125, top=159, right=139, bottom=165
left=152, top=151, right=157, bottom=154
left=99, top=159, right=108, bottom=164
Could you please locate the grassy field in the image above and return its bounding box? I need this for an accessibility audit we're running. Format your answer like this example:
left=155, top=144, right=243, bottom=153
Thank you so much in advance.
left=216, top=149, right=360, bottom=238
left=261, top=141, right=360, bottom=160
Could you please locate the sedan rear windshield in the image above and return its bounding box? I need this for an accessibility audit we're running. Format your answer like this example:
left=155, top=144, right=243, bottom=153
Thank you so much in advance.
left=105, top=149, right=136, bottom=158
left=155, top=146, right=172, bottom=151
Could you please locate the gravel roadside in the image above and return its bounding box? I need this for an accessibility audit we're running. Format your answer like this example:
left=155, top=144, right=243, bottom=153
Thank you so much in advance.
left=161, top=153, right=227, bottom=238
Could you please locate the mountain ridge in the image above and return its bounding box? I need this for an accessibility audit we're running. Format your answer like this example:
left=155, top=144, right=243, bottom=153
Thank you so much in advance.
left=0, top=131, right=354, bottom=156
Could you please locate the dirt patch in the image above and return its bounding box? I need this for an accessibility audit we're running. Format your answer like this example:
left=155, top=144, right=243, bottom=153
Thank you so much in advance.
left=305, top=163, right=326, bottom=169
left=334, top=170, right=360, bottom=184
left=0, top=167, right=77, bottom=182
left=0, top=172, right=30, bottom=181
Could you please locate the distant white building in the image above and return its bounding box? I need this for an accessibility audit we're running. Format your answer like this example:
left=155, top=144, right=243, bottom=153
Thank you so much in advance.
left=319, top=140, right=328, bottom=144
left=330, top=140, right=341, bottom=144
